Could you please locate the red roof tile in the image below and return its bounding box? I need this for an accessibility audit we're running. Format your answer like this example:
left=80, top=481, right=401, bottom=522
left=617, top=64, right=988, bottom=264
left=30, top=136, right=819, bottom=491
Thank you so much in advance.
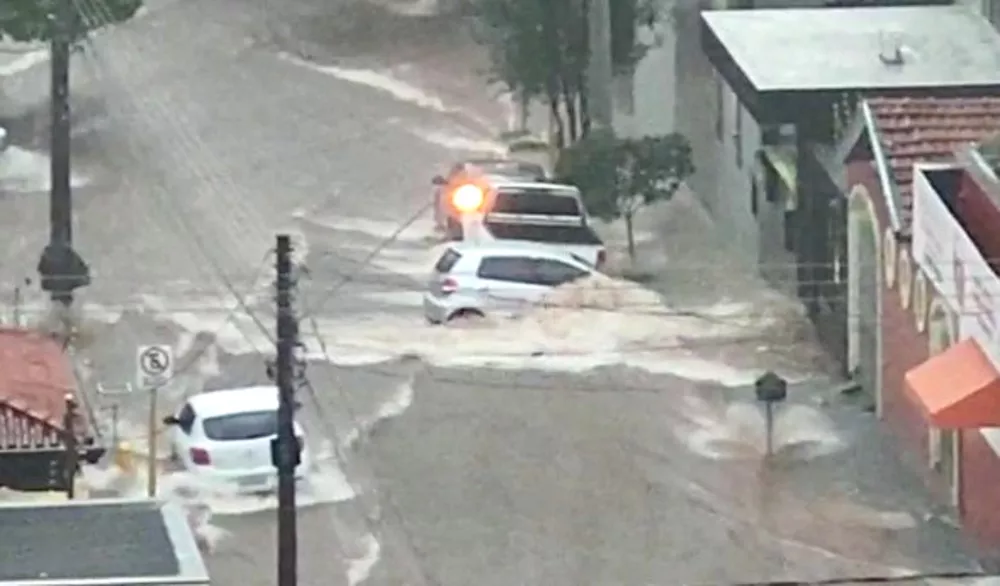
left=867, top=96, right=1000, bottom=225
left=0, top=328, right=75, bottom=428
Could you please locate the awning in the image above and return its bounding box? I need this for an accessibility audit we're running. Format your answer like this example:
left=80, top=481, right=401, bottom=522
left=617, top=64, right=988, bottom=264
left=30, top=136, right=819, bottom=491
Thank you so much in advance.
left=904, top=338, right=1000, bottom=428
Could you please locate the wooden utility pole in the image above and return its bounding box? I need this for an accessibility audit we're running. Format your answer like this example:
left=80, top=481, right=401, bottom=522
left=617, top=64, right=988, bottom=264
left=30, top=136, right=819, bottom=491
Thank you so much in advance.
left=274, top=234, right=298, bottom=586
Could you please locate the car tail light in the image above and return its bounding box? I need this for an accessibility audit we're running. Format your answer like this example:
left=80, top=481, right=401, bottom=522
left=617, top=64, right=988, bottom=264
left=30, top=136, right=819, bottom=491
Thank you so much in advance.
left=440, top=277, right=458, bottom=295
left=596, top=250, right=607, bottom=268
left=189, top=447, right=211, bottom=465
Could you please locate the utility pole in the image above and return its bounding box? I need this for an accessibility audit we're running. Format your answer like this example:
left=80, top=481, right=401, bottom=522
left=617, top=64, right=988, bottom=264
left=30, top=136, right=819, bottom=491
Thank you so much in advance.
left=274, top=234, right=299, bottom=586
left=38, top=0, right=90, bottom=307
left=587, top=0, right=614, bottom=130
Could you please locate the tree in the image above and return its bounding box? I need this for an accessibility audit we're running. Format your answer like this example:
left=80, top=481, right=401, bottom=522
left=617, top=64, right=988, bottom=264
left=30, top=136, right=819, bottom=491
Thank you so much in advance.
left=0, top=0, right=142, bottom=43
left=555, top=128, right=694, bottom=261
left=472, top=0, right=664, bottom=146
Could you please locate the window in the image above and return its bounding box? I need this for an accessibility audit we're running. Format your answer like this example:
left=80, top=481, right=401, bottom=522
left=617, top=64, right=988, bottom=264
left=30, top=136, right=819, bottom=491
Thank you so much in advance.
left=533, top=259, right=588, bottom=287
left=202, top=410, right=279, bottom=441
left=434, top=249, right=462, bottom=273
left=988, top=0, right=1000, bottom=29
left=491, top=190, right=582, bottom=215
left=476, top=257, right=539, bottom=284
left=715, top=76, right=724, bottom=140
left=734, top=101, right=743, bottom=168
left=750, top=180, right=758, bottom=216
left=177, top=403, right=196, bottom=434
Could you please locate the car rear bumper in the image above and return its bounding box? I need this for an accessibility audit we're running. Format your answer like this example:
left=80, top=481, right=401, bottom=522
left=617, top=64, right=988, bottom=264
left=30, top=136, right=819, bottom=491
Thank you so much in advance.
left=191, top=463, right=309, bottom=493
left=423, top=292, right=451, bottom=323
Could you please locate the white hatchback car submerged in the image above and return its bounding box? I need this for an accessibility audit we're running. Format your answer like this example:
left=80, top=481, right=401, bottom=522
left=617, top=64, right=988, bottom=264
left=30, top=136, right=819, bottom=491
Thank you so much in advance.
left=163, top=386, right=310, bottom=493
left=424, top=242, right=596, bottom=323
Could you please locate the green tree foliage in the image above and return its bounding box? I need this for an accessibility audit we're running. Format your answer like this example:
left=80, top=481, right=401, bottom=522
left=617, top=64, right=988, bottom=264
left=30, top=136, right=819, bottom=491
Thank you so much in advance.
left=473, top=0, right=663, bottom=145
left=556, top=129, right=694, bottom=260
left=0, top=0, right=142, bottom=42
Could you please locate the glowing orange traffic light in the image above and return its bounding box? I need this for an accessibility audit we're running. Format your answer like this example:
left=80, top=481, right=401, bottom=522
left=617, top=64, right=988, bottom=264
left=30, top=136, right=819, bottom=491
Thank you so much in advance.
left=450, top=184, right=485, bottom=213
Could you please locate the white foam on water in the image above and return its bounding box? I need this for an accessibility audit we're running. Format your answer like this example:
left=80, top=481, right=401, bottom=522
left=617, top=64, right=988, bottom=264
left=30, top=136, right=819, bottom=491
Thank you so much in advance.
left=277, top=53, right=449, bottom=113
left=315, top=276, right=800, bottom=383
left=675, top=398, right=845, bottom=460
left=347, top=533, right=382, bottom=586
left=300, top=213, right=437, bottom=244
left=359, top=291, right=425, bottom=307
left=0, top=146, right=90, bottom=193
left=379, top=0, right=440, bottom=16
left=0, top=50, right=48, bottom=77
left=343, top=378, right=415, bottom=448
left=409, top=128, right=507, bottom=155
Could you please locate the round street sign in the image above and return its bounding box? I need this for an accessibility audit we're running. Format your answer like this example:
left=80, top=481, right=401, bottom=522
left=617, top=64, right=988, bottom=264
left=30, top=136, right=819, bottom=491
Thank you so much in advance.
left=139, top=346, right=171, bottom=376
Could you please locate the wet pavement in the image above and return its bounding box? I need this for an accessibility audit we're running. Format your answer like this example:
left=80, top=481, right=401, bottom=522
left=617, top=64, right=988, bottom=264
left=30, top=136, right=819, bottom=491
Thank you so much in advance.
left=0, top=0, right=989, bottom=584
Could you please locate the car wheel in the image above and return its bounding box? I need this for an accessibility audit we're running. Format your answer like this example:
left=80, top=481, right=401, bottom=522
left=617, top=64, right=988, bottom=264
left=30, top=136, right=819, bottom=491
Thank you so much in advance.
left=447, top=308, right=485, bottom=323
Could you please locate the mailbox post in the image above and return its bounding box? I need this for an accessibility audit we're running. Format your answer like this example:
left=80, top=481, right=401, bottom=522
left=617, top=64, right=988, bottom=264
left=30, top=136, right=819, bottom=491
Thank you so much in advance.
left=755, top=371, right=788, bottom=457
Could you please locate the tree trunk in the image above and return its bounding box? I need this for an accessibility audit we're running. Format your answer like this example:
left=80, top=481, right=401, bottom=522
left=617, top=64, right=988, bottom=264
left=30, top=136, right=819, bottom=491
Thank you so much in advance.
left=548, top=95, right=565, bottom=148
left=564, top=88, right=578, bottom=143
left=578, top=77, right=591, bottom=136
left=624, top=210, right=636, bottom=262
left=518, top=88, right=530, bottom=132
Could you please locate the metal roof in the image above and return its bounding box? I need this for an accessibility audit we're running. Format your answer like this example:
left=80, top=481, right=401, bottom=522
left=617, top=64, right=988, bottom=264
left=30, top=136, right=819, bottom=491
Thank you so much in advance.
left=702, top=6, right=1000, bottom=92
left=0, top=498, right=209, bottom=585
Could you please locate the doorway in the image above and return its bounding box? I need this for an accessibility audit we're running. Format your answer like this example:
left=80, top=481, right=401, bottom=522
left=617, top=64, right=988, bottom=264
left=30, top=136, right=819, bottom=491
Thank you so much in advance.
left=927, top=298, right=960, bottom=507
left=847, top=185, right=882, bottom=414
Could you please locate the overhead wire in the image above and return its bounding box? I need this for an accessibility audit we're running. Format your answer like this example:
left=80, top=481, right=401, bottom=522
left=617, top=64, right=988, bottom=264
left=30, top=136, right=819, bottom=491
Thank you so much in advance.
left=70, top=1, right=443, bottom=580
left=54, top=7, right=993, bottom=584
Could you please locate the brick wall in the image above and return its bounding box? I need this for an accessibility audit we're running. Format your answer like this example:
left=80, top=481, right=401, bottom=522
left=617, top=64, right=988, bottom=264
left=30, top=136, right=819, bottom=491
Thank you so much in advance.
left=845, top=162, right=932, bottom=468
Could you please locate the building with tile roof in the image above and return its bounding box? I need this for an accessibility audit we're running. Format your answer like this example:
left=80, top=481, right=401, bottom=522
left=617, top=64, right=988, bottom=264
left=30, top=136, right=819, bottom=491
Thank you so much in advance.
left=0, top=327, right=103, bottom=491
left=842, top=94, right=1000, bottom=563
left=843, top=96, right=1000, bottom=231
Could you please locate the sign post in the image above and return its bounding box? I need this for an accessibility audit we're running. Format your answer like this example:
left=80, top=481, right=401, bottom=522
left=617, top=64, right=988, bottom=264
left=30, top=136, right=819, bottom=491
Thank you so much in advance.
left=136, top=345, right=173, bottom=497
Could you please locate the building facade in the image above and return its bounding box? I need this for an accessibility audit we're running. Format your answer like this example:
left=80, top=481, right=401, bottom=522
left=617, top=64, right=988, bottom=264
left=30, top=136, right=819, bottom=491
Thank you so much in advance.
left=0, top=328, right=103, bottom=491
left=843, top=97, right=1000, bottom=560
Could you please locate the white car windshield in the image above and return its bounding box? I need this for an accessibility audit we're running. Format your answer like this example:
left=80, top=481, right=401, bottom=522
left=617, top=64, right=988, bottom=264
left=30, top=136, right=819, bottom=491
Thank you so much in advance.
left=202, top=410, right=278, bottom=441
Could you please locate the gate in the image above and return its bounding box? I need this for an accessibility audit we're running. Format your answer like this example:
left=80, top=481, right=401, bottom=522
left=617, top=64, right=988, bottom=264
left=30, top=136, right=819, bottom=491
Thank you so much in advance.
left=0, top=401, right=102, bottom=491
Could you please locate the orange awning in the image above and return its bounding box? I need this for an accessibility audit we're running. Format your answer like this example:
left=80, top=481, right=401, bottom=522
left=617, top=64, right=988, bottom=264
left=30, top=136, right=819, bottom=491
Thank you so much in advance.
left=904, top=338, right=1000, bottom=428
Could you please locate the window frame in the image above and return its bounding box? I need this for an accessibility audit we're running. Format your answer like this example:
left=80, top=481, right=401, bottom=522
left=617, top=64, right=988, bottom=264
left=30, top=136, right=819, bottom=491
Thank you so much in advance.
left=532, top=258, right=589, bottom=287
left=734, top=100, right=743, bottom=168
left=476, top=256, right=541, bottom=284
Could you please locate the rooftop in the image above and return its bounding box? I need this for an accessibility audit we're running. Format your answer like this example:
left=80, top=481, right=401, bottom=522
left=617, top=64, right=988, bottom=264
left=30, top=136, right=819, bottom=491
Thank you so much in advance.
left=860, top=96, right=1000, bottom=226
left=702, top=6, right=1000, bottom=92
left=0, top=328, right=75, bottom=428
left=0, top=498, right=208, bottom=585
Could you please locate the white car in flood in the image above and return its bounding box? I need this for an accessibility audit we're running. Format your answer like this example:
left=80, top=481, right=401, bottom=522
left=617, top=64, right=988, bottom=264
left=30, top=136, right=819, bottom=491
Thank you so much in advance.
left=163, top=386, right=310, bottom=492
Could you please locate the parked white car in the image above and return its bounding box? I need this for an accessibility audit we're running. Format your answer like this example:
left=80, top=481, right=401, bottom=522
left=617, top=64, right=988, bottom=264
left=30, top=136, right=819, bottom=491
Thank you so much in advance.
left=424, top=242, right=595, bottom=323
left=163, top=386, right=309, bottom=492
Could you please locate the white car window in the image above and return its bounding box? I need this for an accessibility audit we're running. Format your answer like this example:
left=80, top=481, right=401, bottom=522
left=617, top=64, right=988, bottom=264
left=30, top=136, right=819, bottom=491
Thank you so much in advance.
left=202, top=410, right=278, bottom=441
left=533, top=259, right=588, bottom=287
left=476, top=256, right=540, bottom=284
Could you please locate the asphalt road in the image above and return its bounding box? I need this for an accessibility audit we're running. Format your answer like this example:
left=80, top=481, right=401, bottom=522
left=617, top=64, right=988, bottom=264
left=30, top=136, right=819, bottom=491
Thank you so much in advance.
left=0, top=0, right=987, bottom=584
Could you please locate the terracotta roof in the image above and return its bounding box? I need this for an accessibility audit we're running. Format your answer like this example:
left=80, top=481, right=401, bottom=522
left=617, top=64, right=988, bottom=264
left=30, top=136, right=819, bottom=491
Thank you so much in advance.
left=866, top=96, right=1000, bottom=226
left=0, top=328, right=75, bottom=428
